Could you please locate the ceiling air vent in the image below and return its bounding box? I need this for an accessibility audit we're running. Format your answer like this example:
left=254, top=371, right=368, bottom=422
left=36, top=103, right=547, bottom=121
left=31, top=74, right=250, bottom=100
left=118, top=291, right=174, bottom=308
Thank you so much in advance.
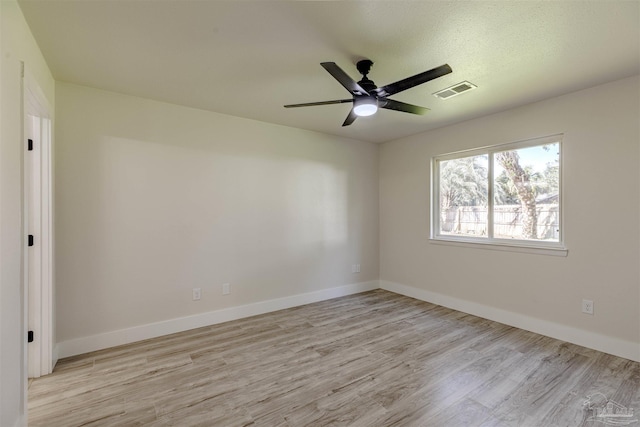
left=433, top=81, right=477, bottom=100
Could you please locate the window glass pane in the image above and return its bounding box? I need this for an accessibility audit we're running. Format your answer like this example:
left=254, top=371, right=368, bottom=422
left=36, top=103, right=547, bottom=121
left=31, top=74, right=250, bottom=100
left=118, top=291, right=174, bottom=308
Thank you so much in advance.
left=439, top=154, right=488, bottom=237
left=493, top=143, right=559, bottom=241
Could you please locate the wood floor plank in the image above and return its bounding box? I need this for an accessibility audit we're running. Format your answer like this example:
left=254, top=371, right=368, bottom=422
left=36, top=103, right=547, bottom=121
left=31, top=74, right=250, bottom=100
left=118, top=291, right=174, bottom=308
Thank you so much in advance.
left=29, top=290, right=640, bottom=426
left=428, top=398, right=493, bottom=427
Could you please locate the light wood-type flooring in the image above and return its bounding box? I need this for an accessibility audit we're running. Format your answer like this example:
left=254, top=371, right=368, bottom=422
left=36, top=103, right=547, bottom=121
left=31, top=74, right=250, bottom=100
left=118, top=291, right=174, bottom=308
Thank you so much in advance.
left=28, top=290, right=640, bottom=426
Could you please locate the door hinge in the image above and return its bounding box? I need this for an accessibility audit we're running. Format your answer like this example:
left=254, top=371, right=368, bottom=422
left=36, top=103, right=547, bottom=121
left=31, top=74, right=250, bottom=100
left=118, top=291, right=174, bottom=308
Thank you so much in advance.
left=28, top=330, right=34, bottom=343
left=27, top=139, right=33, bottom=151
left=28, top=235, right=34, bottom=247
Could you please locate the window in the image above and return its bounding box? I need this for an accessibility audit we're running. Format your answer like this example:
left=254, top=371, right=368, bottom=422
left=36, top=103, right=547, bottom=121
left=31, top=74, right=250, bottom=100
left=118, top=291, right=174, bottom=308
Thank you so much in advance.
left=432, top=135, right=564, bottom=253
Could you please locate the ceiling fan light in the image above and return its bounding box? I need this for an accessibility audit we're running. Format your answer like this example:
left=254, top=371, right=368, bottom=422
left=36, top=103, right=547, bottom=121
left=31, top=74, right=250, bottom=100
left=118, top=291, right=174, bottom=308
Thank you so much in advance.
left=353, top=97, right=378, bottom=116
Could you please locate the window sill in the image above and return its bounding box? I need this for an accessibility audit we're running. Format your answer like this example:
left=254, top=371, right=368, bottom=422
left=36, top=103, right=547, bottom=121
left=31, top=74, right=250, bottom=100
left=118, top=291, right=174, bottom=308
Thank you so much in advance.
left=429, top=237, right=568, bottom=257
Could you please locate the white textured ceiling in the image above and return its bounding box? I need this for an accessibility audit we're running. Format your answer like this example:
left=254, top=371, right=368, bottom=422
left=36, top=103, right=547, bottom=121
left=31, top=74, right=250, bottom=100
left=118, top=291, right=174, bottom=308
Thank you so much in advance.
left=18, top=1, right=640, bottom=143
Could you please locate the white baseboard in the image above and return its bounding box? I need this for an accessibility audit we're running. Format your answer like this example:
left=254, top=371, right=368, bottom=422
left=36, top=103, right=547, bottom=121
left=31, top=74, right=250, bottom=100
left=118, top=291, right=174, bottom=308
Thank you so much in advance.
left=13, top=414, right=26, bottom=427
left=57, top=279, right=639, bottom=362
left=57, top=280, right=380, bottom=358
left=380, top=280, right=640, bottom=362
left=52, top=343, right=59, bottom=369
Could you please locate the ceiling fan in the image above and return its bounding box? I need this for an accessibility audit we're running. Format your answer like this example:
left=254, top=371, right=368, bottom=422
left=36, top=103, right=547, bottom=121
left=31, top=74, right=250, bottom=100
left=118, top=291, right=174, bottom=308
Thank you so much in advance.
left=284, top=60, right=452, bottom=126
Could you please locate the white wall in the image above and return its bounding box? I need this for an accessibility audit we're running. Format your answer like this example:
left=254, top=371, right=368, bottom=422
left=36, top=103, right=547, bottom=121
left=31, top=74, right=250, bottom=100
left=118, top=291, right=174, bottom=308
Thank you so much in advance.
left=380, top=75, right=640, bottom=361
left=0, top=1, right=55, bottom=425
left=55, top=83, right=379, bottom=354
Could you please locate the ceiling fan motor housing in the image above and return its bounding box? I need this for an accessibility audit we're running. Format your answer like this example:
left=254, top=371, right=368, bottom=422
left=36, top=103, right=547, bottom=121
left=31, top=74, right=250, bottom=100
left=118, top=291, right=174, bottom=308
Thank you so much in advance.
left=358, top=78, right=377, bottom=94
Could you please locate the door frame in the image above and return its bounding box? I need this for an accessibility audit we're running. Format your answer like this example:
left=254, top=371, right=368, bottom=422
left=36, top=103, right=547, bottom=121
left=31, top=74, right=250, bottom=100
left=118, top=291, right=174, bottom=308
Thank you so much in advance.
left=23, top=66, right=54, bottom=379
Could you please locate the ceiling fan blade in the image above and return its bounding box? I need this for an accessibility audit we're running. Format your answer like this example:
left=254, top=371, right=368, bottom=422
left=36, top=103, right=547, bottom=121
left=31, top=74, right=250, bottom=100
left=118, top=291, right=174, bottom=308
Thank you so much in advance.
left=321, top=62, right=370, bottom=96
left=380, top=98, right=430, bottom=115
left=284, top=99, right=353, bottom=108
left=374, top=64, right=452, bottom=97
left=342, top=109, right=357, bottom=127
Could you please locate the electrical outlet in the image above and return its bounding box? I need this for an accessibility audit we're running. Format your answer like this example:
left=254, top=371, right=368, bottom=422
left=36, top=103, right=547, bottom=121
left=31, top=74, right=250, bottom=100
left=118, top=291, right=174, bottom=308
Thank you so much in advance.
left=192, top=288, right=201, bottom=301
left=582, top=299, right=594, bottom=315
left=352, top=264, right=361, bottom=273
left=222, top=283, right=230, bottom=295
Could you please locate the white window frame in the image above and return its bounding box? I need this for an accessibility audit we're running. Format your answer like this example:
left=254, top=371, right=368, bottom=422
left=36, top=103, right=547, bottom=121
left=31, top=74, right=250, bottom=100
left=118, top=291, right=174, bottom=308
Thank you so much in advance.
left=431, top=134, right=567, bottom=256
